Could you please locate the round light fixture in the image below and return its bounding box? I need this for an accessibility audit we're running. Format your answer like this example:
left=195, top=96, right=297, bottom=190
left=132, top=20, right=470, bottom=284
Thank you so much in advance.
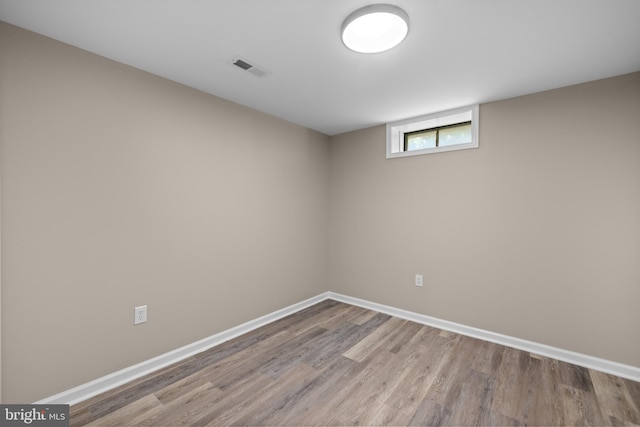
left=341, top=4, right=409, bottom=54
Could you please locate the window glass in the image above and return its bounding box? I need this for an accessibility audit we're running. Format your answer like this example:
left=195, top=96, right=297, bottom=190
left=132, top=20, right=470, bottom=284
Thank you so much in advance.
left=439, top=123, right=472, bottom=147
left=406, top=130, right=437, bottom=150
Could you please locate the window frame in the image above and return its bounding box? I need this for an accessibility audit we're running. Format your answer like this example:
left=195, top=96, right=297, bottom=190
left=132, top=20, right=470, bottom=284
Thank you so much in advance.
left=386, top=105, right=479, bottom=159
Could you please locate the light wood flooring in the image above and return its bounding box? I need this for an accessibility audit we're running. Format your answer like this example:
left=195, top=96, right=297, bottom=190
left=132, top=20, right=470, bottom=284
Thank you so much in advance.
left=71, top=299, right=640, bottom=426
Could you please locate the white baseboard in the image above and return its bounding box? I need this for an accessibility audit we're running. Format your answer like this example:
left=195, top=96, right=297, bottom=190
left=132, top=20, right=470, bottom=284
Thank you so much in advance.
left=328, top=291, right=640, bottom=382
left=36, top=292, right=331, bottom=405
left=38, top=291, right=639, bottom=405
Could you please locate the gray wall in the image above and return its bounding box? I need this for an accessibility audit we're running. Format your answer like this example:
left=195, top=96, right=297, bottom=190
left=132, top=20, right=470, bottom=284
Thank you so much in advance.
left=328, top=72, right=640, bottom=368
left=0, top=22, right=330, bottom=403
left=2, top=20, right=639, bottom=404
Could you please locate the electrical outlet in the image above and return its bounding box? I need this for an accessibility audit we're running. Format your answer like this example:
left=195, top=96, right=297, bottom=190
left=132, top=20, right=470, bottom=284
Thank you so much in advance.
left=134, top=305, right=147, bottom=325
left=415, top=274, right=423, bottom=287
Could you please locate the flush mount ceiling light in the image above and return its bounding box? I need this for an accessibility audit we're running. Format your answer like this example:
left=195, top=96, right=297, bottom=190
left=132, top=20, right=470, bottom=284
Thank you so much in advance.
left=341, top=4, right=409, bottom=53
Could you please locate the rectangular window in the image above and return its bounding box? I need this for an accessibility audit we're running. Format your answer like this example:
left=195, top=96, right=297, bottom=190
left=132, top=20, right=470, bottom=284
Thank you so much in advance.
left=386, top=105, right=479, bottom=158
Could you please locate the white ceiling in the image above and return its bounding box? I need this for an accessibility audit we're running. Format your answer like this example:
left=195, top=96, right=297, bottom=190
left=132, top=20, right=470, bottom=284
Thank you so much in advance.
left=1, top=0, right=639, bottom=136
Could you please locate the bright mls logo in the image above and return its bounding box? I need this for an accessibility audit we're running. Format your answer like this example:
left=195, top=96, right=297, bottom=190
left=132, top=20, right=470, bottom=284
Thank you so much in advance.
left=0, top=405, right=69, bottom=426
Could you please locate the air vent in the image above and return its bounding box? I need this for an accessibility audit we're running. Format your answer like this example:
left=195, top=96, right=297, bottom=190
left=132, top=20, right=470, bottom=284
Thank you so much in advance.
left=233, top=59, right=253, bottom=71
left=229, top=56, right=271, bottom=78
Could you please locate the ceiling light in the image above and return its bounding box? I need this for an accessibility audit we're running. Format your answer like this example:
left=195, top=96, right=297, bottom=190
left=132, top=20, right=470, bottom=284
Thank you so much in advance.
left=341, top=4, right=409, bottom=54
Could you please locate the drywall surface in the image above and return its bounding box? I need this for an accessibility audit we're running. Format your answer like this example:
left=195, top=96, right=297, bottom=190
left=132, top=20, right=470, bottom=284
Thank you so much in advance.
left=328, top=72, right=640, bottom=367
left=0, top=21, right=329, bottom=402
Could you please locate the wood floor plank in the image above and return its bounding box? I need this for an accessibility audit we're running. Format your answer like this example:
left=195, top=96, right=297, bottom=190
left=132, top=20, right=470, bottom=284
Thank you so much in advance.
left=490, top=346, right=530, bottom=423
left=446, top=368, right=497, bottom=426
left=624, top=378, right=640, bottom=412
left=349, top=307, right=378, bottom=325
left=275, top=299, right=345, bottom=336
left=190, top=370, right=274, bottom=427
left=337, top=345, right=419, bottom=426
left=287, top=356, right=366, bottom=426
left=385, top=319, right=423, bottom=354
left=70, top=300, right=640, bottom=427
left=562, top=384, right=609, bottom=426
left=342, top=316, right=404, bottom=362
left=300, top=321, right=362, bottom=368
left=199, top=330, right=297, bottom=390
left=83, top=394, right=163, bottom=427
left=331, top=349, right=403, bottom=425
left=471, top=339, right=504, bottom=376
left=407, top=397, right=451, bottom=426
left=561, top=360, right=597, bottom=392
left=153, top=371, right=215, bottom=406
left=380, top=328, right=456, bottom=424
left=137, top=383, right=222, bottom=427
left=256, top=326, right=328, bottom=379
left=425, top=335, right=483, bottom=415
left=259, top=355, right=361, bottom=426
left=526, top=356, right=566, bottom=426
left=486, top=410, right=522, bottom=426
left=303, top=312, right=393, bottom=370
left=211, top=363, right=319, bottom=426
left=590, top=369, right=640, bottom=425
left=368, top=403, right=414, bottom=427
left=314, top=303, right=368, bottom=330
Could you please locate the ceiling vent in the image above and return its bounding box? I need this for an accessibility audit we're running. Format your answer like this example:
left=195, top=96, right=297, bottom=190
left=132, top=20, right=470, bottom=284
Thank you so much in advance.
left=229, top=56, right=271, bottom=78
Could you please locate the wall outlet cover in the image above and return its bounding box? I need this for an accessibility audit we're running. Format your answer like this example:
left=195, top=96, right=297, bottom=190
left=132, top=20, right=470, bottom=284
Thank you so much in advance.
left=134, top=305, right=147, bottom=325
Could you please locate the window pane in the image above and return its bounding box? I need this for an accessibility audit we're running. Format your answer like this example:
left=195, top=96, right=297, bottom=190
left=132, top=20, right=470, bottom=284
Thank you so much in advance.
left=438, top=123, right=472, bottom=147
left=406, top=129, right=436, bottom=151
left=387, top=105, right=478, bottom=158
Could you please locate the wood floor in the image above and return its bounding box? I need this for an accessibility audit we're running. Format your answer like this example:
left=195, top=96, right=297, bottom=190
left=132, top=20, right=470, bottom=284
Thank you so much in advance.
left=70, top=300, right=640, bottom=426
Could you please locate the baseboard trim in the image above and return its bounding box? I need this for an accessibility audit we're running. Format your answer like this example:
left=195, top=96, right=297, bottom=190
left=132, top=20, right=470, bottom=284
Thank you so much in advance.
left=38, top=290, right=639, bottom=405
left=36, top=292, right=331, bottom=405
left=328, top=291, right=640, bottom=382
